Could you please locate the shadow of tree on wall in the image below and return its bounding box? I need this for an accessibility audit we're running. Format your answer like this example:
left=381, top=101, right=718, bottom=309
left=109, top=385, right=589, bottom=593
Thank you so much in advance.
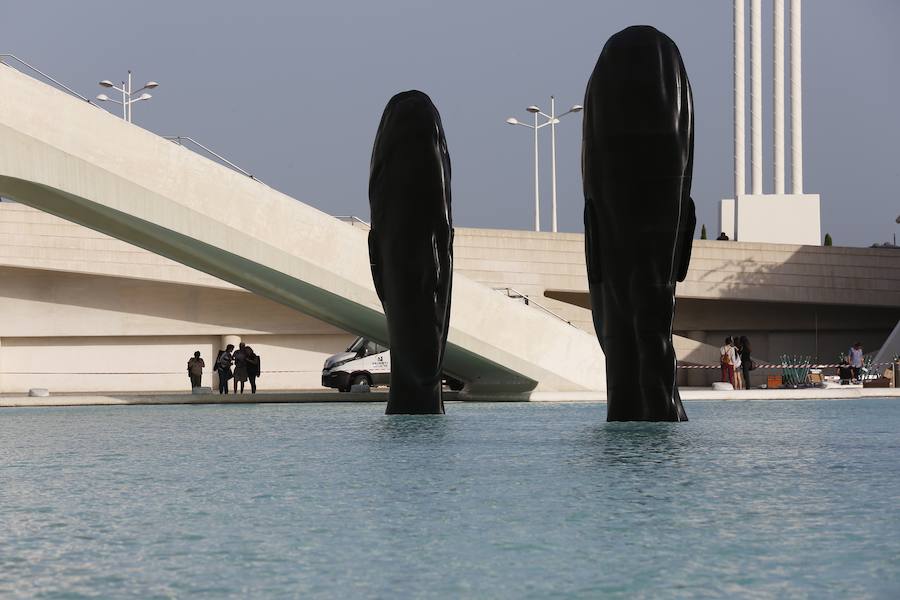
left=677, top=241, right=900, bottom=368
left=546, top=240, right=900, bottom=378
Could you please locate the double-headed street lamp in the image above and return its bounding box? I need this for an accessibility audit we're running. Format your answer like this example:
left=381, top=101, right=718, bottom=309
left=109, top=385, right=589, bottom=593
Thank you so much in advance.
left=506, top=96, right=582, bottom=232
left=96, top=71, right=158, bottom=122
left=506, top=106, right=549, bottom=232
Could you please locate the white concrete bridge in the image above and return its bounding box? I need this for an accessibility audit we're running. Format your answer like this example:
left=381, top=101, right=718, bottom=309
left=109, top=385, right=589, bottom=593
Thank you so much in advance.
left=0, top=63, right=605, bottom=395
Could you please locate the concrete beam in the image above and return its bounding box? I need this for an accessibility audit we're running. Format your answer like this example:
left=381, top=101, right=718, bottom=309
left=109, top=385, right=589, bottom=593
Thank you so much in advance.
left=0, top=64, right=605, bottom=394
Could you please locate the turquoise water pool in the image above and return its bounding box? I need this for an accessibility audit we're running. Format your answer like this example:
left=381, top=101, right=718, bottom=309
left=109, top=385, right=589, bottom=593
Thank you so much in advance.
left=2, top=399, right=899, bottom=598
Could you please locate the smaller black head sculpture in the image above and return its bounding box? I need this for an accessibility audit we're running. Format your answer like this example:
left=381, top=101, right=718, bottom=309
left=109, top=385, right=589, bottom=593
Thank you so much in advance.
left=369, top=90, right=453, bottom=415
left=582, top=26, right=696, bottom=421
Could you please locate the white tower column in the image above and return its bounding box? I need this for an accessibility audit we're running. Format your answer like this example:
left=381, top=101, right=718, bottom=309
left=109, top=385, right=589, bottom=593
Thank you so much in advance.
left=774, top=0, right=786, bottom=194
left=790, top=0, right=804, bottom=194
left=750, top=0, right=763, bottom=194
left=734, top=0, right=746, bottom=201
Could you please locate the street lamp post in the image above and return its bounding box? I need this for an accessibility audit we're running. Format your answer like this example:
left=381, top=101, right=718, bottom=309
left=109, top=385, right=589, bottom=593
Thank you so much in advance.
left=548, top=96, right=583, bottom=232
left=506, top=98, right=582, bottom=232
left=506, top=107, right=548, bottom=231
left=95, top=71, right=158, bottom=123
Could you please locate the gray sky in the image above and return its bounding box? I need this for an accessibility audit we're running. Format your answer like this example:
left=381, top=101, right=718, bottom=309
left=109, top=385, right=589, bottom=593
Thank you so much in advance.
left=5, top=0, right=899, bottom=246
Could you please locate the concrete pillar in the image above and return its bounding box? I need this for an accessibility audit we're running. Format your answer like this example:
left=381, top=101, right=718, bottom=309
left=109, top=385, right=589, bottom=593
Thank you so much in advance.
left=790, top=0, right=803, bottom=194
left=0, top=337, right=4, bottom=393
left=774, top=0, right=786, bottom=194
left=734, top=0, right=746, bottom=201
left=221, top=335, right=241, bottom=349
left=750, top=0, right=763, bottom=194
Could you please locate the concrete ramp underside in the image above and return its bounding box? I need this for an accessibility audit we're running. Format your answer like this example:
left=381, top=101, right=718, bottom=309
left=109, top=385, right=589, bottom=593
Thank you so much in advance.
left=0, top=65, right=605, bottom=394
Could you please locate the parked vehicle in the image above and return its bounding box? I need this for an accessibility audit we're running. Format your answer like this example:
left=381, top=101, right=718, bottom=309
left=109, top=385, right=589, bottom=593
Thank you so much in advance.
left=321, top=337, right=464, bottom=392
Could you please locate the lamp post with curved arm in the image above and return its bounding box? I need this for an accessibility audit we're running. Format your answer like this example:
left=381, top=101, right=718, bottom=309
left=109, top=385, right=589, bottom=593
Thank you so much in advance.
left=95, top=71, right=158, bottom=123
left=506, top=97, right=582, bottom=232
left=506, top=106, right=548, bottom=231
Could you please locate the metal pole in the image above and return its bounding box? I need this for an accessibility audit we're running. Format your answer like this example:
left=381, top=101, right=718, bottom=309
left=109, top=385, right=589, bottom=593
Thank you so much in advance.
left=734, top=0, right=746, bottom=203
left=751, top=0, right=763, bottom=194
left=127, top=70, right=133, bottom=123
left=550, top=96, right=558, bottom=233
left=791, top=0, right=804, bottom=194
left=774, top=0, right=786, bottom=194
left=121, top=79, right=127, bottom=120
left=533, top=112, right=540, bottom=232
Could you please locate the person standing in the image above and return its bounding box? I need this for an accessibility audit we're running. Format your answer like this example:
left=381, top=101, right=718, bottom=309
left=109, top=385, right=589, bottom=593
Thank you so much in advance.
left=720, top=336, right=736, bottom=387
left=849, top=342, right=864, bottom=382
left=233, top=342, right=249, bottom=394
left=739, top=336, right=753, bottom=389
left=187, top=351, right=205, bottom=390
left=732, top=337, right=744, bottom=390
left=244, top=346, right=260, bottom=394
left=216, top=344, right=234, bottom=394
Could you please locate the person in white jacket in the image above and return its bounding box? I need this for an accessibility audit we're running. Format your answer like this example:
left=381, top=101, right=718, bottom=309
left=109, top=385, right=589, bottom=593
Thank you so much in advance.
left=732, top=338, right=743, bottom=389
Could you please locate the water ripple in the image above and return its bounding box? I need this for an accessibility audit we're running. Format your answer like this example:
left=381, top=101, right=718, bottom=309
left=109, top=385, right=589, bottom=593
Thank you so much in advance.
left=1, top=400, right=899, bottom=598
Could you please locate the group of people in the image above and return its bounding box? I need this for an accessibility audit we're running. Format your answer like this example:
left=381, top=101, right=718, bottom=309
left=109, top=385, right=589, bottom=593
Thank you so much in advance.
left=185, top=343, right=262, bottom=394
left=720, top=336, right=753, bottom=389
left=216, top=343, right=261, bottom=394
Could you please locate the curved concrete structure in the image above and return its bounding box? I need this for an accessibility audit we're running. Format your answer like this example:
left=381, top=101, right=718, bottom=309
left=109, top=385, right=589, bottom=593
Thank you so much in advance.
left=0, top=64, right=605, bottom=396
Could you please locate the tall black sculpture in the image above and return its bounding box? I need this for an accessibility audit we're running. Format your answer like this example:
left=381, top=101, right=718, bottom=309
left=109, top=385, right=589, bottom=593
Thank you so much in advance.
left=582, top=26, right=696, bottom=421
left=369, top=90, right=453, bottom=415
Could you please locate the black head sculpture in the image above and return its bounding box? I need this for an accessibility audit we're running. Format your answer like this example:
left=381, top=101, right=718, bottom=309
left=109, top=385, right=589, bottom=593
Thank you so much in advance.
left=369, top=90, right=454, bottom=415
left=582, top=26, right=696, bottom=421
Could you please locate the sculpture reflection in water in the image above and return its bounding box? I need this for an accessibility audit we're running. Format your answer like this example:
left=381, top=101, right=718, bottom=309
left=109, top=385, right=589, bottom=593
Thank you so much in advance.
left=582, top=26, right=696, bottom=421
left=368, top=90, right=454, bottom=415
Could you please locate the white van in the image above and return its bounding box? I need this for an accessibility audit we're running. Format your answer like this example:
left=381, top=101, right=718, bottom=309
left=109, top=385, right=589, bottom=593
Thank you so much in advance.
left=321, top=337, right=391, bottom=392
left=321, top=336, right=464, bottom=392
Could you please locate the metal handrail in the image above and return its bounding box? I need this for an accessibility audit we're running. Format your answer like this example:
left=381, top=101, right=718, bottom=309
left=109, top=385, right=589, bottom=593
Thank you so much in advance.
left=334, top=215, right=371, bottom=227
left=494, top=287, right=574, bottom=326
left=163, top=136, right=262, bottom=182
left=0, top=55, right=265, bottom=187
left=0, top=54, right=100, bottom=107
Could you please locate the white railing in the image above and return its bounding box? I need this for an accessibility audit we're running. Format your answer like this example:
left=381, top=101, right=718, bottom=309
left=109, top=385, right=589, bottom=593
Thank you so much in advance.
left=494, top=287, right=574, bottom=326
left=0, top=54, right=101, bottom=107
left=334, top=215, right=371, bottom=228
left=0, top=55, right=264, bottom=186
left=163, top=136, right=262, bottom=183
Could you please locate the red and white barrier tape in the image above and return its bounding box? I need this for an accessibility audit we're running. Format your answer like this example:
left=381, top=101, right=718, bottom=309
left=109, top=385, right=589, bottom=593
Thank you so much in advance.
left=676, top=362, right=896, bottom=370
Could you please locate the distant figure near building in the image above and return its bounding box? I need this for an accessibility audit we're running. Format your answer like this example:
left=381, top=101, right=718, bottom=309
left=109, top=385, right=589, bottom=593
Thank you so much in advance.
left=717, top=232, right=730, bottom=240
left=838, top=356, right=854, bottom=385
left=187, top=351, right=205, bottom=389
left=739, top=336, right=753, bottom=389
left=216, top=344, right=234, bottom=394
left=233, top=342, right=248, bottom=394
left=720, top=336, right=736, bottom=386
left=732, top=336, right=744, bottom=390
left=244, top=346, right=260, bottom=394
left=849, top=342, right=864, bottom=382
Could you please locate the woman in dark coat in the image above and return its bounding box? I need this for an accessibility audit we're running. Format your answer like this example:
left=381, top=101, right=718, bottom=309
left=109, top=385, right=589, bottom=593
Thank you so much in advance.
left=739, top=336, right=753, bottom=389
left=216, top=344, right=234, bottom=395
left=232, top=342, right=249, bottom=394
left=244, top=346, right=259, bottom=394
